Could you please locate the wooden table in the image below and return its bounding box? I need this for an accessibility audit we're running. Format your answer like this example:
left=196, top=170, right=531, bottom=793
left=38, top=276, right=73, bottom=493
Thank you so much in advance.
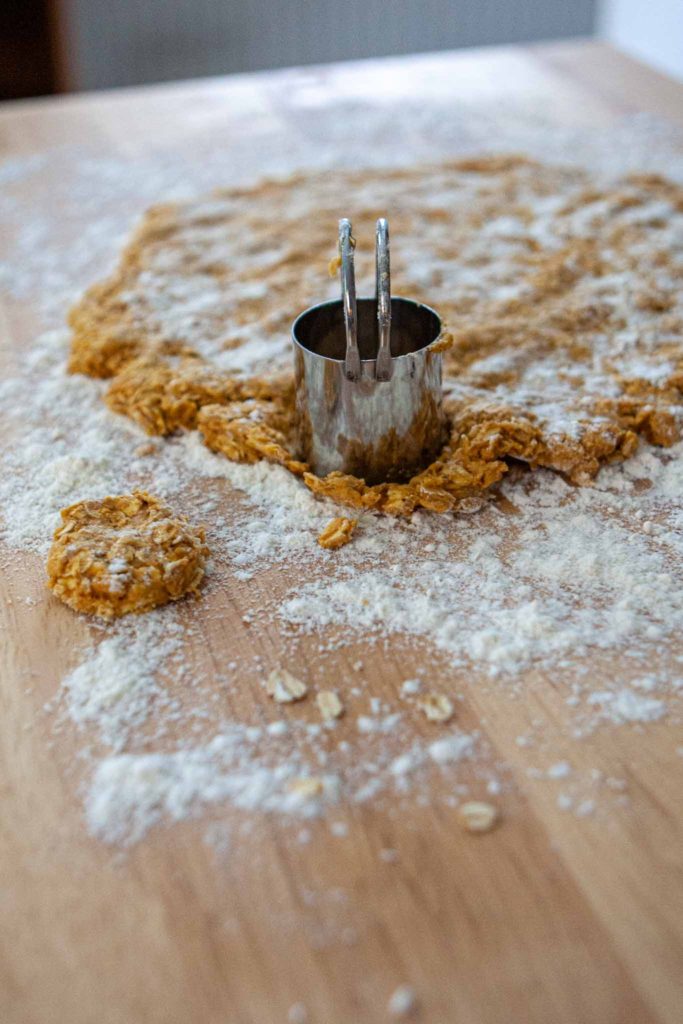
left=2, top=40, right=682, bottom=1024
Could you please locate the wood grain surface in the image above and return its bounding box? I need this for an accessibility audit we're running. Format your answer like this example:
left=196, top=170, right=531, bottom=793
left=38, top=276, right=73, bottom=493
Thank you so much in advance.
left=1, top=41, right=682, bottom=1024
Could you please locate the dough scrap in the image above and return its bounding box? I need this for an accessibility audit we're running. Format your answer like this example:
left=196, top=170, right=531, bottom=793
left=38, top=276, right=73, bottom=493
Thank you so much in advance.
left=197, top=401, right=306, bottom=474
left=317, top=516, right=358, bottom=549
left=47, top=491, right=208, bottom=618
left=105, top=353, right=289, bottom=436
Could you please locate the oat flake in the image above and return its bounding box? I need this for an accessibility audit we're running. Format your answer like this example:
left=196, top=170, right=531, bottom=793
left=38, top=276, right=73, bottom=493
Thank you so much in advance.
left=265, top=669, right=308, bottom=704
left=317, top=690, right=345, bottom=720
left=418, top=694, right=454, bottom=723
left=458, top=801, right=499, bottom=833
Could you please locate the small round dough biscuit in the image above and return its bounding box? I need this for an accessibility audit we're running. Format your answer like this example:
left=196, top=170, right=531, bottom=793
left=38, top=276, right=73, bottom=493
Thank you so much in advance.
left=47, top=490, right=208, bottom=619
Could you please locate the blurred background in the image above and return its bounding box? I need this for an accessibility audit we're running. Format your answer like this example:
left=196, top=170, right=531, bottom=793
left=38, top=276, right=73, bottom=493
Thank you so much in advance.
left=1, top=0, right=681, bottom=101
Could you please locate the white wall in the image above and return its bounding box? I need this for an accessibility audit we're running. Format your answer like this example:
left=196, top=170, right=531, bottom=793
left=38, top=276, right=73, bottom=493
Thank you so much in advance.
left=62, top=0, right=596, bottom=91
left=599, top=0, right=683, bottom=81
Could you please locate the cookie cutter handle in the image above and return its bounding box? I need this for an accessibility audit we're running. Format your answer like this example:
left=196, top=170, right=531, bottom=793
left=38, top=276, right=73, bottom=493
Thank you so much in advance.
left=339, top=218, right=361, bottom=382
left=375, top=218, right=392, bottom=382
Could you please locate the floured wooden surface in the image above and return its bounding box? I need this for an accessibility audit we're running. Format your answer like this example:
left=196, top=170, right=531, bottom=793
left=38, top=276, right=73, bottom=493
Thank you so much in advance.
left=12, top=151, right=683, bottom=840
left=1, top=42, right=682, bottom=1024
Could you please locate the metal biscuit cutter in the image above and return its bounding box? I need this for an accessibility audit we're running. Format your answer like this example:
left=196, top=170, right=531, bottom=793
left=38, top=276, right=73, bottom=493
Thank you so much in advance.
left=292, top=218, right=446, bottom=485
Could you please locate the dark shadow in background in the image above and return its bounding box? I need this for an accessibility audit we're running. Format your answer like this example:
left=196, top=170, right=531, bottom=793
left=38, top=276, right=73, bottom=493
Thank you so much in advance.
left=0, top=0, right=59, bottom=99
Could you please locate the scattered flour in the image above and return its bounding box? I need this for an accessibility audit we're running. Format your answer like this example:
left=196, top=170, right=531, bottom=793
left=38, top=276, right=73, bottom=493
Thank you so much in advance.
left=428, top=733, right=475, bottom=765
left=388, top=984, right=418, bottom=1018
left=86, top=736, right=321, bottom=845
left=61, top=614, right=186, bottom=750
left=587, top=690, right=668, bottom=724
left=280, top=463, right=683, bottom=679
left=0, top=98, right=682, bottom=845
